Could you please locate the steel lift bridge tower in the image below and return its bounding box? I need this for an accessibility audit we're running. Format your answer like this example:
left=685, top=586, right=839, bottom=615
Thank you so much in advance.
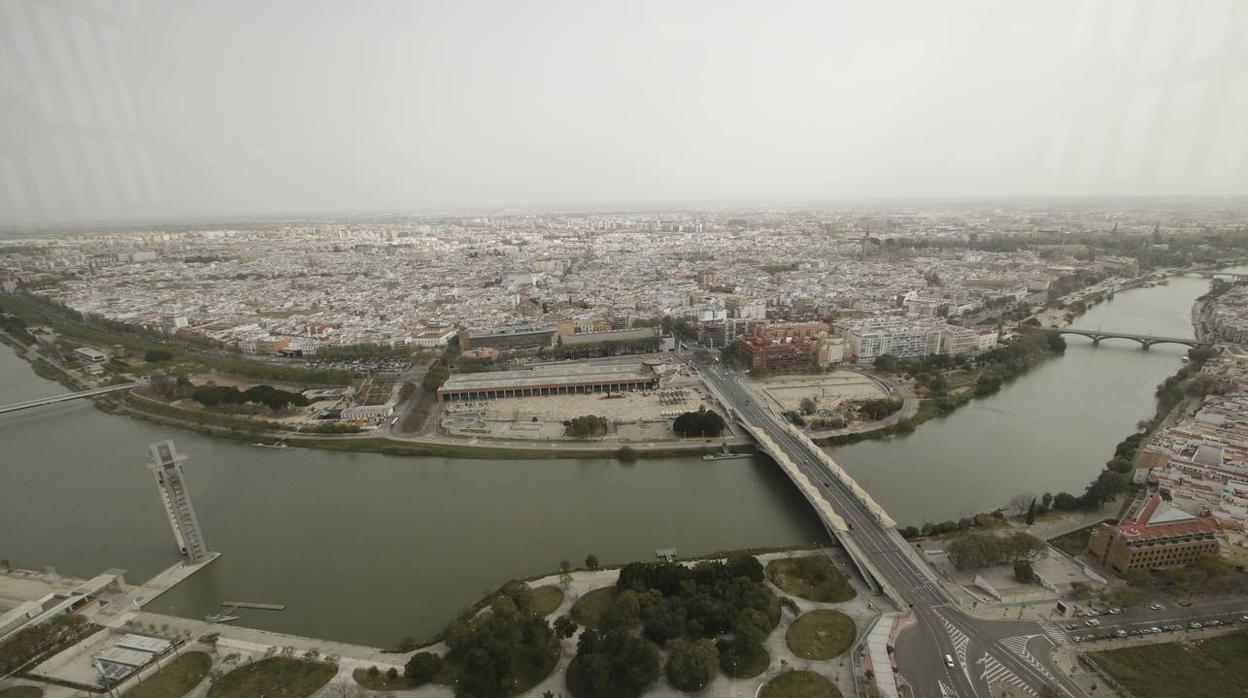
left=147, top=440, right=209, bottom=564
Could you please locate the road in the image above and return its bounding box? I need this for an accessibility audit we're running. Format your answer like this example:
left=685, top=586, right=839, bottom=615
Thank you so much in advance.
left=701, top=363, right=1085, bottom=698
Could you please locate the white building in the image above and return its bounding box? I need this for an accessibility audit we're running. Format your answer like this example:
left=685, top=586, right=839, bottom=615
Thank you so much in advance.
left=838, top=318, right=944, bottom=364
left=406, top=328, right=457, bottom=348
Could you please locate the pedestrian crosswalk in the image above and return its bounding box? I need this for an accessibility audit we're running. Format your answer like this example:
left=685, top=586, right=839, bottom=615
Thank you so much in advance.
left=1038, top=620, right=1070, bottom=646
left=1000, top=635, right=1032, bottom=656
left=977, top=652, right=1035, bottom=696
left=1001, top=634, right=1058, bottom=684
left=940, top=616, right=971, bottom=668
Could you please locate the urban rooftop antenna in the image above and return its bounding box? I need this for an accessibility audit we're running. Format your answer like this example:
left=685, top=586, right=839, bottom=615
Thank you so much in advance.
left=147, top=440, right=209, bottom=564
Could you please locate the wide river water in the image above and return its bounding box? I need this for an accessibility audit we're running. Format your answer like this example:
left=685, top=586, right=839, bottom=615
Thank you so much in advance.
left=0, top=273, right=1216, bottom=646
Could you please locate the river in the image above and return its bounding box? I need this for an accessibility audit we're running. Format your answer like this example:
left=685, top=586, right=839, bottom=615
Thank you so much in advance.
left=0, top=273, right=1215, bottom=646
left=833, top=274, right=1207, bottom=524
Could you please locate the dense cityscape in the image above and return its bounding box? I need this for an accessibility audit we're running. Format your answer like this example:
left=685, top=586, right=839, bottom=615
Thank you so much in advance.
left=3, top=202, right=1248, bottom=698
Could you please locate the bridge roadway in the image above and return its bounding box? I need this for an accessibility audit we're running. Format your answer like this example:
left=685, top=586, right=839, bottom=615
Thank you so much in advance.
left=1051, top=328, right=1202, bottom=349
left=0, top=381, right=139, bottom=415
left=703, top=365, right=1085, bottom=698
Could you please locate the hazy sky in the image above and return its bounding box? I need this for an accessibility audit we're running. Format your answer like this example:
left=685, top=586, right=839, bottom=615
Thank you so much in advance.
left=2, top=0, right=1247, bottom=227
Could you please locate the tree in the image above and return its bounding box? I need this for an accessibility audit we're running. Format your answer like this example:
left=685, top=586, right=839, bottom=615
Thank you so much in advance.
left=566, top=415, right=609, bottom=438
left=947, top=534, right=1001, bottom=570
left=585, top=554, right=600, bottom=571
left=799, top=397, right=817, bottom=415
left=873, top=354, right=899, bottom=373
left=144, top=349, right=174, bottom=362
left=566, top=629, right=660, bottom=698
left=664, top=639, right=719, bottom=692
left=1052, top=492, right=1078, bottom=511
left=1025, top=499, right=1037, bottom=525
left=672, top=406, right=726, bottom=437
left=975, top=373, right=1003, bottom=396
left=554, top=615, right=579, bottom=639
left=1004, top=532, right=1047, bottom=562
left=404, top=652, right=443, bottom=683
left=1014, top=560, right=1035, bottom=585
left=422, top=366, right=450, bottom=393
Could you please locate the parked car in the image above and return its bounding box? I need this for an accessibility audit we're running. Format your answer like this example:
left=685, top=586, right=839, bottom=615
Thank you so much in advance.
left=1189, top=622, right=1202, bottom=630
left=1149, top=602, right=1163, bottom=610
left=1107, top=607, right=1123, bottom=615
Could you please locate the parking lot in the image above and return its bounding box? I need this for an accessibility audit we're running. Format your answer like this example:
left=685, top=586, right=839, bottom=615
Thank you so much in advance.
left=305, top=356, right=412, bottom=374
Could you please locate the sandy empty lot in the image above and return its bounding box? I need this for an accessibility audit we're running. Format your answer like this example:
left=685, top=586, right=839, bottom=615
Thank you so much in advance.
left=757, top=371, right=888, bottom=413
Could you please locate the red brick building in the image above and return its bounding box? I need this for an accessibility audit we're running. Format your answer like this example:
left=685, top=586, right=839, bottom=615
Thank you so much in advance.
left=1087, top=495, right=1220, bottom=575
left=736, top=323, right=830, bottom=373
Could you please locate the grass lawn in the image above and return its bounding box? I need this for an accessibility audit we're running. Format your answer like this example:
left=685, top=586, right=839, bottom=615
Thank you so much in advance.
left=1048, top=522, right=1108, bottom=557
left=759, top=670, right=842, bottom=698
left=206, top=657, right=336, bottom=698
left=531, top=585, right=564, bottom=617
left=0, top=687, right=44, bottom=698
left=1089, top=635, right=1248, bottom=698
left=124, top=651, right=211, bottom=698
left=352, top=668, right=424, bottom=691
left=766, top=556, right=856, bottom=603
left=570, top=587, right=618, bottom=629
left=785, top=610, right=857, bottom=660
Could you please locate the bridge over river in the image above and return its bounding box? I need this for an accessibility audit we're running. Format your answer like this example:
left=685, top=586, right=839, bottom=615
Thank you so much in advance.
left=0, top=381, right=139, bottom=415
left=702, top=364, right=1085, bottom=698
left=1050, top=328, right=1204, bottom=349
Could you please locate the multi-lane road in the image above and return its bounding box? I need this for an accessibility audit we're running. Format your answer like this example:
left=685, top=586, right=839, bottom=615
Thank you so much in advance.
left=702, top=364, right=1086, bottom=698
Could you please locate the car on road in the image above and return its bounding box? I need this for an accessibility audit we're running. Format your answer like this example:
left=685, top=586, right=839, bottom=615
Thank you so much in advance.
left=1149, top=602, right=1163, bottom=610
left=1113, top=630, right=1127, bottom=638
left=1240, top=616, right=1248, bottom=623
left=1189, top=622, right=1202, bottom=630
left=1064, top=623, right=1080, bottom=631
left=1084, top=619, right=1101, bottom=627
left=1107, top=607, right=1123, bottom=615
left=944, top=654, right=955, bottom=669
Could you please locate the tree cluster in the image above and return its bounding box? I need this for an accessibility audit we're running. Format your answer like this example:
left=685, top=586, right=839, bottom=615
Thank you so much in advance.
left=856, top=398, right=902, bottom=421
left=565, top=415, right=609, bottom=438
left=442, top=581, right=561, bottom=698
left=0, top=614, right=92, bottom=675
left=191, top=384, right=310, bottom=411
left=672, top=407, right=726, bottom=437
left=567, top=556, right=776, bottom=696
left=1122, top=553, right=1248, bottom=597
left=144, top=349, right=175, bottom=362
left=566, top=628, right=661, bottom=698
left=946, top=532, right=1047, bottom=571
left=403, top=652, right=443, bottom=684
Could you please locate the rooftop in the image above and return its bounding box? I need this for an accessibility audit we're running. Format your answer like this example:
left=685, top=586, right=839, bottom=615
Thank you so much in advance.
left=440, top=361, right=658, bottom=392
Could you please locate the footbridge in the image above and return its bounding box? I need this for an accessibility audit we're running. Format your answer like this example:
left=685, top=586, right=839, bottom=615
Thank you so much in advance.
left=1189, top=268, right=1248, bottom=280
left=0, top=382, right=140, bottom=415
left=1051, top=328, right=1204, bottom=349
